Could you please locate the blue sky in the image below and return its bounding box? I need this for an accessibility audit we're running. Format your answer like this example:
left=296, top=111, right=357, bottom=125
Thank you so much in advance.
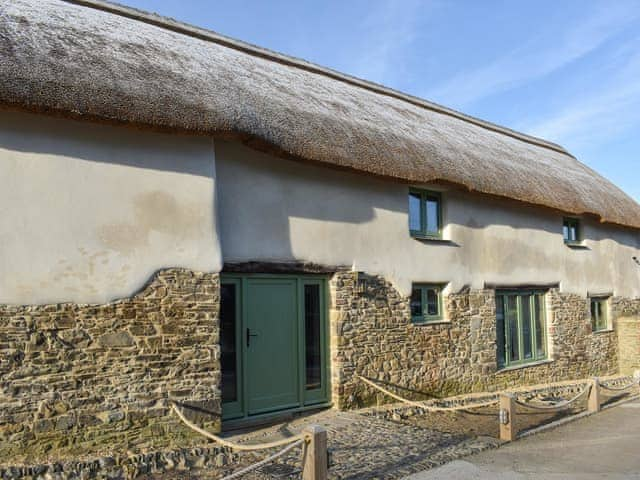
left=120, top=0, right=640, bottom=202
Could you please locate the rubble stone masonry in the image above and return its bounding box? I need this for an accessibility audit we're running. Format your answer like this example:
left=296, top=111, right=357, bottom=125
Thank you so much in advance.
left=1, top=266, right=637, bottom=466
left=0, top=269, right=221, bottom=465
left=329, top=271, right=626, bottom=409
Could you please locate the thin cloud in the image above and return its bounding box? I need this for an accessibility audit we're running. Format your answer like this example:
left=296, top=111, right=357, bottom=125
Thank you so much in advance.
left=347, top=0, right=431, bottom=85
left=524, top=47, right=640, bottom=148
left=424, top=2, right=640, bottom=108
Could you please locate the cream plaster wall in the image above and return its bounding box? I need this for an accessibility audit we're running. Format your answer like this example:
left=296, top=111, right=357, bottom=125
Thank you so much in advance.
left=216, top=140, right=640, bottom=298
left=0, top=111, right=221, bottom=304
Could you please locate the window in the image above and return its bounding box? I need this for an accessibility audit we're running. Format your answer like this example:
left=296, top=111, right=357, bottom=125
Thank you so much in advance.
left=496, top=291, right=547, bottom=368
left=563, top=217, right=581, bottom=244
left=409, top=189, right=442, bottom=238
left=590, top=297, right=609, bottom=332
left=411, top=284, right=444, bottom=323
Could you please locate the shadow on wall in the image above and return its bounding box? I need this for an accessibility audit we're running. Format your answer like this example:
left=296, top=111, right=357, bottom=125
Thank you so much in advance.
left=0, top=110, right=212, bottom=177
left=0, top=110, right=220, bottom=304
left=215, top=139, right=639, bottom=275
left=215, top=139, right=398, bottom=263
left=447, top=188, right=639, bottom=250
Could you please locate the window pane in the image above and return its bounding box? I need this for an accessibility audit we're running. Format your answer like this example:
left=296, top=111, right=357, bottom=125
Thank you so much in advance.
left=426, top=288, right=439, bottom=316
left=410, top=287, right=423, bottom=318
left=506, top=296, right=520, bottom=362
left=496, top=296, right=506, bottom=367
left=592, top=299, right=607, bottom=331
left=409, top=193, right=421, bottom=231
left=221, top=283, right=238, bottom=403
left=426, top=197, right=439, bottom=234
left=599, top=301, right=607, bottom=329
left=569, top=225, right=577, bottom=242
left=534, top=295, right=546, bottom=358
left=304, top=285, right=322, bottom=391
left=521, top=295, right=533, bottom=360
left=563, top=224, right=570, bottom=241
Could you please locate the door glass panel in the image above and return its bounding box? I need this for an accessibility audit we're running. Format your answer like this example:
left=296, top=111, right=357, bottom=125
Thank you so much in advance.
left=496, top=296, right=506, bottom=367
left=426, top=196, right=439, bottom=234
left=506, top=296, right=520, bottom=362
left=534, top=295, right=546, bottom=357
left=409, top=193, right=421, bottom=231
left=521, top=295, right=533, bottom=359
left=220, top=283, right=238, bottom=403
left=304, top=284, right=322, bottom=391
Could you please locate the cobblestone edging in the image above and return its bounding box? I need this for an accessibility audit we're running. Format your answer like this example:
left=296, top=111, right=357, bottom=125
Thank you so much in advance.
left=0, top=269, right=221, bottom=464
left=0, top=446, right=236, bottom=480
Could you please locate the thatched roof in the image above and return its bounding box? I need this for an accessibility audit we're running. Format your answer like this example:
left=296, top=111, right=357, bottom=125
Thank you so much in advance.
left=2, top=0, right=639, bottom=229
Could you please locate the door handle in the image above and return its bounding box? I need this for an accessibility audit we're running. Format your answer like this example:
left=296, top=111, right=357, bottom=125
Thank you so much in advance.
left=246, top=328, right=259, bottom=347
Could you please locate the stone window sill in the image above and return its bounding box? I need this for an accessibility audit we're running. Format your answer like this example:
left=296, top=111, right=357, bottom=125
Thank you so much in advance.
left=565, top=243, right=590, bottom=250
left=411, top=320, right=451, bottom=327
left=496, top=358, right=554, bottom=374
left=592, top=328, right=614, bottom=335
left=411, top=235, right=459, bottom=246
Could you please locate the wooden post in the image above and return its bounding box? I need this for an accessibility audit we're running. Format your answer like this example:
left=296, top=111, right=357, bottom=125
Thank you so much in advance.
left=588, top=377, right=601, bottom=413
left=302, top=425, right=328, bottom=480
left=499, top=393, right=516, bottom=442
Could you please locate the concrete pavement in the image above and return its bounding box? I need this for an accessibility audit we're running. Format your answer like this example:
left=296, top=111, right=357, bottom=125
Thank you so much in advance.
left=405, top=399, right=640, bottom=479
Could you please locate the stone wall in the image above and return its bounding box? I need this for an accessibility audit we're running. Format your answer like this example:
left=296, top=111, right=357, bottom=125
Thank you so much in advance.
left=612, top=297, right=640, bottom=375
left=329, top=271, right=622, bottom=409
left=617, top=318, right=640, bottom=375
left=0, top=269, right=221, bottom=466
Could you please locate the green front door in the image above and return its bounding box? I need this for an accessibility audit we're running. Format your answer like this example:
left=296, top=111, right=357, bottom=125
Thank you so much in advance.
left=220, top=275, right=328, bottom=421
left=245, top=278, right=299, bottom=415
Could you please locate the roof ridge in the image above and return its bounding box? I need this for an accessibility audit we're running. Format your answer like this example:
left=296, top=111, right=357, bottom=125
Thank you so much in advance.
left=60, top=0, right=574, bottom=158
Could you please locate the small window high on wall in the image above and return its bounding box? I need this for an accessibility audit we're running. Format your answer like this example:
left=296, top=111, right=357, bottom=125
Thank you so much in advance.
left=409, top=189, right=442, bottom=239
left=496, top=291, right=547, bottom=369
left=563, top=217, right=581, bottom=245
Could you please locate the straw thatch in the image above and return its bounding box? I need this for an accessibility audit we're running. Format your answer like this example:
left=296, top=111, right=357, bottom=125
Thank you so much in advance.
left=1, top=0, right=638, bottom=228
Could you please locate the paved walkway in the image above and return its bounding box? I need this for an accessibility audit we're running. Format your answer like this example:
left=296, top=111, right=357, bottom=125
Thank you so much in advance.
left=406, top=399, right=640, bottom=480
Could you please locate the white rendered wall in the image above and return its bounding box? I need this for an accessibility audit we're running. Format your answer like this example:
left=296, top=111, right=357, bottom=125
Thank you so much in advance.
left=216, top=140, right=640, bottom=298
left=0, top=111, right=221, bottom=304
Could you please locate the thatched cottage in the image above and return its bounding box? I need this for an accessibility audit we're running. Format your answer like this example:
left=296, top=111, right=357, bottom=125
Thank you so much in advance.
left=1, top=0, right=639, bottom=460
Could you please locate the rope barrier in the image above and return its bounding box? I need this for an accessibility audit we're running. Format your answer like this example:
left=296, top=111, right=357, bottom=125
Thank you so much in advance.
left=512, top=384, right=591, bottom=411
left=357, top=375, right=499, bottom=412
left=171, top=403, right=306, bottom=451
left=600, top=380, right=639, bottom=392
left=219, top=439, right=304, bottom=480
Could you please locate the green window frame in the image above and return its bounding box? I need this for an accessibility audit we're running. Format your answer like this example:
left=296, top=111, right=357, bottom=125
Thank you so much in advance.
left=409, top=189, right=442, bottom=239
left=590, top=297, right=609, bottom=332
left=496, top=290, right=547, bottom=369
left=563, top=217, right=581, bottom=244
left=411, top=284, right=444, bottom=323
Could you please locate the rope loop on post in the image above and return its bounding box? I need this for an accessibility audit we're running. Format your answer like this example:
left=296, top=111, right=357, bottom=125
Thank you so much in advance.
left=512, top=384, right=591, bottom=411
left=600, top=380, right=639, bottom=392
left=219, top=439, right=304, bottom=480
